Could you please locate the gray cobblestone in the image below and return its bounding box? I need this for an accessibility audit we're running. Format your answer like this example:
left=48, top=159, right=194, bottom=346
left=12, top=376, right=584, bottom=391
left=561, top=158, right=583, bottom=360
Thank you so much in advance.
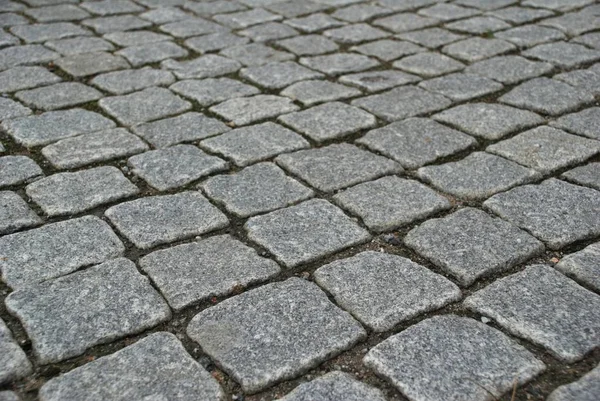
left=419, top=72, right=503, bottom=101
left=552, top=107, right=600, bottom=141
left=45, top=36, right=115, bottom=55
left=55, top=51, right=129, bottom=77
left=0, top=318, right=32, bottom=385
left=332, top=4, right=390, bottom=22
left=83, top=15, right=151, bottom=34
left=210, top=94, right=298, bottom=126
left=556, top=242, right=600, bottom=292
left=394, top=52, right=465, bottom=77
left=445, top=16, right=510, bottom=34
left=281, top=80, right=361, bottom=106
left=419, top=3, right=479, bottom=20
left=238, top=22, right=298, bottom=42
left=0, top=45, right=59, bottom=70
left=496, top=25, right=566, bottom=48
left=547, top=363, right=600, bottom=401
left=280, top=371, right=386, bottom=401
left=300, top=52, right=380, bottom=76
left=340, top=70, right=420, bottom=92
left=523, top=42, right=600, bottom=68
left=541, top=11, right=600, bottom=36
left=116, top=41, right=188, bottom=67
left=91, top=67, right=175, bottom=94
left=105, top=30, right=175, bottom=46
left=465, top=55, right=554, bottom=84
left=554, top=69, right=600, bottom=97
left=241, top=61, right=323, bottom=89
left=220, top=43, right=293, bottom=66
left=277, top=34, right=338, bottom=56
left=562, top=163, right=600, bottom=191
left=159, top=18, right=227, bottom=38
left=351, top=39, right=424, bottom=62
left=171, top=78, right=259, bottom=107
left=374, top=13, right=438, bottom=33
left=0, top=190, right=41, bottom=235
left=214, top=8, right=281, bottom=29
left=16, top=82, right=103, bottom=111
left=184, top=0, right=246, bottom=16
left=81, top=0, right=144, bottom=16
left=0, top=156, right=43, bottom=188
left=0, top=66, right=61, bottom=93
left=442, top=37, right=516, bottom=63
left=324, top=23, right=388, bottom=44
left=488, top=5, right=553, bottom=24
left=162, top=55, right=242, bottom=79
left=396, top=27, right=465, bottom=48
left=11, top=22, right=90, bottom=43
left=0, top=98, right=31, bottom=121
left=184, top=32, right=249, bottom=53
left=285, top=13, right=345, bottom=33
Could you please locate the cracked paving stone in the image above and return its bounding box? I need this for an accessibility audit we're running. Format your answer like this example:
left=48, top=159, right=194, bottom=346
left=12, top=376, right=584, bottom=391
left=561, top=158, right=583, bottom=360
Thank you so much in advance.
left=499, top=78, right=594, bottom=116
left=280, top=371, right=386, bottom=401
left=433, top=103, right=544, bottom=140
left=128, top=145, right=227, bottom=191
left=240, top=61, right=323, bottom=89
left=202, top=162, right=314, bottom=217
left=418, top=152, right=542, bottom=200
left=419, top=72, right=503, bottom=101
left=405, top=207, right=544, bottom=286
left=104, top=30, right=171, bottom=47
left=547, top=363, right=600, bottom=401
left=162, top=54, right=242, bottom=79
left=488, top=6, right=553, bottom=24
left=159, top=17, right=227, bottom=38
left=55, top=51, right=129, bottom=77
left=445, top=16, right=510, bottom=34
left=281, top=80, right=361, bottom=106
left=99, top=87, right=191, bottom=126
left=81, top=0, right=144, bottom=15
left=352, top=86, right=452, bottom=122
left=484, top=179, right=600, bottom=249
left=278, top=101, right=376, bottom=143
left=16, top=82, right=103, bottom=111
left=393, top=52, right=465, bottom=77
left=442, top=37, right=516, bottom=63
left=184, top=32, right=250, bottom=54
left=25, top=166, right=138, bottom=217
left=556, top=241, right=600, bottom=292
left=116, top=41, right=188, bottom=67
left=105, top=191, right=228, bottom=249
left=41, top=128, right=148, bottom=169
left=39, top=332, right=223, bottom=401
left=364, top=315, right=545, bottom=401
left=351, top=39, right=425, bottom=62
left=0, top=44, right=59, bottom=71
left=6, top=258, right=171, bottom=364
left=132, top=112, right=230, bottom=148
left=10, top=22, right=91, bottom=43
left=523, top=42, right=600, bottom=69
left=0, top=66, right=61, bottom=93
left=214, top=8, right=281, bottom=29
left=495, top=25, right=566, bottom=48
left=396, top=27, right=466, bottom=49
left=541, top=11, right=600, bottom=37
left=465, top=55, right=554, bottom=85
left=554, top=69, right=600, bottom=97
left=2, top=108, right=115, bottom=147
left=200, top=122, right=309, bottom=166
left=299, top=53, right=379, bottom=76
left=139, top=235, right=280, bottom=310
left=465, top=265, right=600, bottom=362
left=357, top=117, right=476, bottom=168
left=0, top=190, right=41, bottom=235
left=339, top=70, right=420, bottom=92
left=562, top=163, right=600, bottom=191
left=238, top=22, right=299, bottom=42
left=0, top=318, right=32, bottom=385
left=187, top=277, right=366, bottom=392
left=276, top=34, right=338, bottom=56
left=210, top=94, right=298, bottom=126
left=0, top=156, right=43, bottom=188
left=0, top=98, right=31, bottom=121
left=315, top=251, right=460, bottom=331
left=90, top=67, right=175, bottom=95
left=276, top=143, right=401, bottom=193
left=333, top=176, right=451, bottom=232
left=0, top=215, right=124, bottom=289
left=45, top=36, right=115, bottom=56
left=171, top=78, right=259, bottom=107
left=486, top=126, right=600, bottom=174
left=374, top=12, right=438, bottom=33
left=324, top=23, right=388, bottom=44
left=83, top=15, right=152, bottom=34
left=220, top=43, right=293, bottom=66
left=551, top=107, right=600, bottom=141
left=285, top=13, right=345, bottom=33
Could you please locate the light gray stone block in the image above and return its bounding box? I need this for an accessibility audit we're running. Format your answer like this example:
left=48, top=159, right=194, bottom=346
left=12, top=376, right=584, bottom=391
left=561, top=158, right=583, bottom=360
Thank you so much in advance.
left=160, top=17, right=226, bottom=38
left=16, top=82, right=103, bottom=111
left=220, top=43, right=293, bottom=66
left=83, top=15, right=152, bottom=34
left=238, top=22, right=298, bottom=42
left=280, top=371, right=386, bottom=401
left=396, top=27, right=465, bottom=48
left=556, top=242, right=600, bottom=292
left=466, top=55, right=553, bottom=85
left=0, top=318, right=32, bottom=385
left=162, top=55, right=241, bottom=80
left=324, top=23, right=388, bottom=44
left=285, top=13, right=345, bottom=33
left=0, top=45, right=59, bottom=71
left=0, top=98, right=31, bottom=121
left=214, top=8, right=281, bottom=29
left=488, top=5, right=553, bottom=24
left=27, top=4, right=89, bottom=22
left=445, top=16, right=510, bottom=34
left=339, top=70, right=420, bottom=92
left=496, top=25, right=566, bottom=48
left=419, top=72, right=503, bottom=101
left=0, top=191, right=41, bottom=234
left=241, top=61, right=323, bottom=89
left=0, top=156, right=43, bottom=188
left=80, top=0, right=144, bottom=16
left=277, top=34, right=338, bottom=56
left=562, top=163, right=600, bottom=191
left=116, top=41, right=188, bottom=67
left=374, top=13, right=438, bottom=33
left=299, top=53, right=379, bottom=76
left=419, top=3, right=479, bottom=20
left=0, top=66, right=61, bottom=93
left=170, top=78, right=259, bottom=107
left=280, top=80, right=360, bottom=106
left=523, top=41, right=600, bottom=68
left=91, top=68, right=175, bottom=95
left=547, top=363, right=600, bottom=401
left=45, top=36, right=115, bottom=56
left=55, top=51, right=129, bottom=77
left=394, top=52, right=464, bottom=77
left=351, top=39, right=424, bottom=62
left=210, top=94, right=299, bottom=126
left=332, top=3, right=390, bottom=22
left=104, top=30, right=171, bottom=47
left=184, top=32, right=249, bottom=53
left=442, top=37, right=515, bottom=62
left=11, top=22, right=90, bottom=43
left=552, top=107, right=600, bottom=141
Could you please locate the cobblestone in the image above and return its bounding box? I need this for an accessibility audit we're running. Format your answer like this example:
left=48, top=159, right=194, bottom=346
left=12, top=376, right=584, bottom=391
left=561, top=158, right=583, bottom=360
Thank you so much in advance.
left=562, top=163, right=600, bottom=191
left=55, top=51, right=129, bottom=77
left=547, top=364, right=600, bottom=401
left=240, top=61, right=323, bottom=89
left=419, top=72, right=503, bottom=101
left=0, top=191, right=41, bottom=234
left=0, top=99, right=31, bottom=121
left=0, top=66, right=61, bottom=93
left=351, top=39, right=425, bottom=62
left=90, top=67, right=175, bottom=94
left=0, top=156, right=43, bottom=188
left=280, top=371, right=386, bottom=401
left=210, top=94, right=298, bottom=126
left=551, top=107, right=600, bottom=141
left=16, top=82, right=103, bottom=111
left=0, top=318, right=32, bottom=385
left=466, top=55, right=554, bottom=84
left=394, top=52, right=465, bottom=77
left=280, top=80, right=361, bottom=106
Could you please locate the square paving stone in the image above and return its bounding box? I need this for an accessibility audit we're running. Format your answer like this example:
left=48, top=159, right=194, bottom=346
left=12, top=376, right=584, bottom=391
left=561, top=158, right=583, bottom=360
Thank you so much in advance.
left=276, top=143, right=401, bottom=193
left=314, top=251, right=460, bottom=331
left=104, top=30, right=172, bottom=47
left=160, top=17, right=227, bottom=38
left=80, top=0, right=144, bottom=16
left=209, top=94, right=299, bottom=126
left=132, top=112, right=230, bottom=148
left=554, top=69, right=600, bottom=97
left=351, top=39, right=425, bottom=62
left=364, top=315, right=545, bottom=401
left=405, top=207, right=544, bottom=286
left=200, top=122, right=309, bottom=166
left=523, top=0, right=593, bottom=11
left=2, top=108, right=115, bottom=147
left=0, top=191, right=41, bottom=234
left=83, top=15, right=151, bottom=34
left=39, top=332, right=223, bottom=401
left=161, top=54, right=242, bottom=79
left=245, top=199, right=371, bottom=267
left=396, top=27, right=466, bottom=49
left=238, top=22, right=298, bottom=42
left=556, top=242, right=600, bottom=292
left=339, top=70, right=420, bottom=92
left=278, top=102, right=376, bottom=143
left=285, top=13, right=345, bottom=33
left=187, top=277, right=366, bottom=392
left=26, top=4, right=90, bottom=22
left=484, top=179, right=600, bottom=249
left=0, top=156, right=43, bottom=188
left=10, top=22, right=91, bottom=43
left=495, top=25, right=566, bottom=48
left=184, top=0, right=247, bottom=16
left=562, top=163, right=600, bottom=191
left=45, top=36, right=115, bottom=56
left=352, top=86, right=452, bottom=122
left=488, top=6, right=553, bottom=24
left=55, top=51, right=129, bottom=77
left=214, top=8, right=281, bottom=29
left=184, top=32, right=250, bottom=53
left=499, top=78, right=594, bottom=116
left=465, top=55, right=554, bottom=85
left=265, top=1, right=328, bottom=18
left=139, top=235, right=280, bottom=310
left=0, top=98, right=31, bottom=121
left=0, top=66, right=61, bottom=93
left=418, top=3, right=480, bottom=21
left=551, top=107, right=600, bottom=141
left=280, top=371, right=386, bottom=401
left=433, top=103, right=544, bottom=140
left=0, top=318, right=32, bottom=385
left=324, top=23, right=389, bottom=44
left=299, top=53, right=379, bottom=76
left=0, top=215, right=123, bottom=289
left=0, top=45, right=59, bottom=71
left=547, top=363, right=600, bottom=401
left=280, top=80, right=361, bottom=106
left=202, top=162, right=313, bottom=217
left=99, top=87, right=191, bottom=126
left=445, top=16, right=510, bottom=34
left=220, top=43, right=294, bottom=66
left=442, top=37, right=516, bottom=63
left=276, top=34, right=339, bottom=56
left=465, top=265, right=600, bottom=362
left=419, top=72, right=503, bottom=101
left=26, top=166, right=138, bottom=217
left=374, top=12, right=438, bottom=33
left=106, top=192, right=228, bottom=250
left=333, top=176, right=450, bottom=232
left=41, top=128, right=148, bottom=169
left=486, top=126, right=600, bottom=174
left=128, top=145, right=227, bottom=191
left=542, top=10, right=600, bottom=36
left=6, top=258, right=171, bottom=364
left=170, top=78, right=259, bottom=107
left=393, top=52, right=465, bottom=77
left=16, top=82, right=103, bottom=111
left=523, top=41, right=600, bottom=69
left=116, top=41, right=189, bottom=67
left=357, top=118, right=476, bottom=168
left=417, top=152, right=542, bottom=200
left=90, top=67, right=175, bottom=95
left=331, top=3, right=390, bottom=22
left=240, top=61, right=323, bottom=89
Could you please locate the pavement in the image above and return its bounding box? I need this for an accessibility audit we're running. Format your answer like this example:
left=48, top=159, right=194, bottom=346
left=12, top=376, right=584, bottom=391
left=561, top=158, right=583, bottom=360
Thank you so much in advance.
left=1, top=0, right=600, bottom=400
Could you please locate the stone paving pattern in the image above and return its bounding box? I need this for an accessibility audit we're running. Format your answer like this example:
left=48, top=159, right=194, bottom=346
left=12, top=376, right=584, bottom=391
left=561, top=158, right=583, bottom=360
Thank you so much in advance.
left=0, top=1, right=599, bottom=401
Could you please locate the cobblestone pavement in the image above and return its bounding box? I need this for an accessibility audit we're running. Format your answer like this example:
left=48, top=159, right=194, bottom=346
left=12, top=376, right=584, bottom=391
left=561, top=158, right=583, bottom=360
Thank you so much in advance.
left=1, top=0, right=600, bottom=400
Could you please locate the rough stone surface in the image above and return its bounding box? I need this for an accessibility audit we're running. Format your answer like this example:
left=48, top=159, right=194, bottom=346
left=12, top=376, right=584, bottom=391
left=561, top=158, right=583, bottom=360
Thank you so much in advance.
left=551, top=107, right=600, bottom=141
left=466, top=55, right=553, bottom=85
left=547, top=364, right=600, bottom=401
left=187, top=278, right=366, bottom=392
left=299, top=53, right=379, bottom=76
left=210, top=95, right=299, bottom=126
left=55, top=51, right=129, bottom=77
left=393, top=52, right=464, bottom=77
left=0, top=318, right=32, bottom=385
left=0, top=98, right=31, bottom=121
left=0, top=45, right=59, bottom=71
left=170, top=78, right=259, bottom=107
left=562, top=163, right=600, bottom=191
left=555, top=242, right=600, bottom=292
left=240, top=61, right=322, bottom=89
left=351, top=39, right=425, bottom=62
left=442, top=37, right=516, bottom=62
left=116, top=41, right=188, bottom=67
left=279, top=371, right=386, bottom=401
left=0, top=156, right=43, bottom=188
left=419, top=72, right=503, bottom=101
left=0, top=191, right=41, bottom=234
left=0, top=66, right=61, bottom=93
left=161, top=54, right=241, bottom=79
left=16, top=82, right=103, bottom=110
left=277, top=34, right=338, bottom=56
left=339, top=70, right=420, bottom=92
left=220, top=43, right=293, bottom=66
left=281, top=80, right=361, bottom=106
left=523, top=41, right=600, bottom=68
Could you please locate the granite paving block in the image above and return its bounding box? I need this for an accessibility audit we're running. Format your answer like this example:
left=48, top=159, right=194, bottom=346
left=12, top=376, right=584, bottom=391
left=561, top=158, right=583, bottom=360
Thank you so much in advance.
left=466, top=265, right=600, bottom=362
left=419, top=3, right=479, bottom=20
left=2, top=108, right=115, bottom=147
left=16, top=82, right=103, bottom=111
left=445, top=16, right=510, bottom=34
left=128, top=145, right=227, bottom=191
left=26, top=166, right=138, bottom=216
left=333, top=176, right=450, bottom=232
left=116, top=41, right=188, bottom=67
left=0, top=66, right=61, bottom=93
left=45, top=36, right=115, bottom=56
left=466, top=55, right=554, bottom=85
left=0, top=318, right=32, bottom=385
left=214, top=8, right=281, bottom=29
left=442, top=37, right=515, bottom=63
left=184, top=0, right=246, bottom=15
left=351, top=39, right=424, bottom=62
left=332, top=3, right=390, bottom=22
left=551, top=107, right=600, bottom=141
left=0, top=191, right=41, bottom=234
left=315, top=251, right=460, bottom=331
left=187, top=278, right=366, bottom=392
left=210, top=94, right=299, bottom=126
left=488, top=6, right=553, bottom=24
left=281, top=80, right=361, bottom=106
left=1, top=13, right=47, bottom=28
left=39, top=332, right=223, bottom=401
left=55, top=51, right=129, bottom=77
left=220, top=43, right=293, bottom=66
left=6, top=258, right=171, bottom=364
left=30, top=5, right=87, bottom=23
left=393, top=52, right=464, bottom=77
left=140, top=235, right=280, bottom=310
left=454, top=0, right=518, bottom=10
left=396, top=27, right=465, bottom=48
left=357, top=118, right=476, bottom=168
left=419, top=72, right=503, bottom=101
left=523, top=42, right=600, bottom=69
left=484, top=179, right=600, bottom=249
left=0, top=31, right=19, bottom=48
left=184, top=32, right=249, bottom=53
left=523, top=0, right=593, bottom=11
left=433, top=103, right=544, bottom=140
left=91, top=67, right=175, bottom=94
left=0, top=45, right=59, bottom=71
left=238, top=22, right=298, bottom=42
left=106, top=192, right=228, bottom=249
left=555, top=242, right=600, bottom=292
left=548, top=364, right=600, bottom=401
left=245, top=199, right=370, bottom=267
left=496, top=25, right=566, bottom=48
left=364, top=315, right=545, bottom=401
left=0, top=98, right=31, bottom=121
left=0, top=215, right=124, bottom=288
left=265, top=1, right=328, bottom=18
left=486, top=126, right=600, bottom=174
left=554, top=69, right=600, bottom=97
left=405, top=207, right=544, bottom=286
left=280, top=371, right=386, bottom=401
left=339, top=70, right=419, bottom=92
left=164, top=54, right=241, bottom=80
left=374, top=12, right=438, bottom=33
left=241, top=61, right=322, bottom=89
left=285, top=13, right=345, bottom=33
left=0, top=156, right=43, bottom=188
left=11, top=22, right=90, bottom=43
left=80, top=0, right=144, bottom=15
left=41, top=128, right=148, bottom=169
left=141, top=6, right=192, bottom=24
left=324, top=23, right=388, bottom=44
left=542, top=11, right=600, bottom=36
left=171, top=78, right=259, bottom=107
left=104, top=30, right=171, bottom=47
left=277, top=34, right=338, bottom=56
left=562, top=163, right=600, bottom=191
left=299, top=53, right=379, bottom=76
left=83, top=15, right=151, bottom=34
